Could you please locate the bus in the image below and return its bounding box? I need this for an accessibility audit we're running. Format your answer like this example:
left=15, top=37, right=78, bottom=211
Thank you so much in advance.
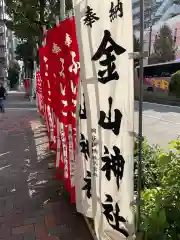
left=135, top=60, right=180, bottom=92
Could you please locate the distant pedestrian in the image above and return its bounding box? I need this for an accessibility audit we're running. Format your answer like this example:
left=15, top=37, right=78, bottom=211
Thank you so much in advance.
left=0, top=83, right=6, bottom=113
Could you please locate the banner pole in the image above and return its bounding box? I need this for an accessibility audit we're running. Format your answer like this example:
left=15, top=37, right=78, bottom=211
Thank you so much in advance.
left=136, top=0, right=144, bottom=235
left=60, top=0, right=66, bottom=20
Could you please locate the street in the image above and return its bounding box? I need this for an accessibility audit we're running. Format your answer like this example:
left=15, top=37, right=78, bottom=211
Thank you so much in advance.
left=134, top=101, right=180, bottom=149
left=4, top=92, right=180, bottom=149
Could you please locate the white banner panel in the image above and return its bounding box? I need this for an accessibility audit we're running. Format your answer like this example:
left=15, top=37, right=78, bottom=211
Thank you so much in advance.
left=73, top=0, right=135, bottom=239
left=75, top=83, right=93, bottom=218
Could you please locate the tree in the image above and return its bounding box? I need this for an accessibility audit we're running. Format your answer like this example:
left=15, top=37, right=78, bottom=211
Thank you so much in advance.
left=169, top=70, right=180, bottom=97
left=8, top=60, right=20, bottom=89
left=148, top=24, right=176, bottom=64
left=15, top=41, right=34, bottom=78
left=5, top=0, right=73, bottom=43
left=5, top=0, right=73, bottom=75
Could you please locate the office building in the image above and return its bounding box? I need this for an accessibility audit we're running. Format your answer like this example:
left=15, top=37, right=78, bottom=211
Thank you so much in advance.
left=132, top=0, right=162, bottom=30
left=0, top=0, right=6, bottom=82
left=133, top=0, right=180, bottom=31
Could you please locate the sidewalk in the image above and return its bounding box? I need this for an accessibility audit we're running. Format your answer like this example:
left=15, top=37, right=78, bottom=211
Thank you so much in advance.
left=0, top=92, right=92, bottom=240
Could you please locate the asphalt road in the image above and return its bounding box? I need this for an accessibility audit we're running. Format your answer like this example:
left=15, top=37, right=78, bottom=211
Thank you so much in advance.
left=134, top=101, right=180, bottom=149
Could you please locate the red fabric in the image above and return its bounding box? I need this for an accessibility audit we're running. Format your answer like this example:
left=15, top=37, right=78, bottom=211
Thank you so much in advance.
left=24, top=79, right=30, bottom=89
left=46, top=24, right=70, bottom=192
left=36, top=71, right=44, bottom=116
left=38, top=17, right=79, bottom=203
left=62, top=17, right=80, bottom=203
left=39, top=45, right=55, bottom=149
left=46, top=17, right=79, bottom=202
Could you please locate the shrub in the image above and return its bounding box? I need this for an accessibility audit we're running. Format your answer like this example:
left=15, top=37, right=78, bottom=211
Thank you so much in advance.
left=169, top=70, right=180, bottom=97
left=135, top=137, right=180, bottom=239
left=134, top=137, right=160, bottom=191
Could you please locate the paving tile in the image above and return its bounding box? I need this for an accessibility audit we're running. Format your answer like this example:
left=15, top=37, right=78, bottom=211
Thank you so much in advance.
left=12, top=225, right=34, bottom=235
left=11, top=214, right=24, bottom=227
left=24, top=215, right=44, bottom=225
left=0, top=226, right=11, bottom=239
left=45, top=216, right=56, bottom=229
left=23, top=232, right=36, bottom=240
left=48, top=225, right=72, bottom=236
left=0, top=92, right=92, bottom=240
left=34, top=223, right=47, bottom=238
left=37, top=236, right=59, bottom=240
left=9, top=235, right=23, bottom=240
left=0, top=187, right=7, bottom=197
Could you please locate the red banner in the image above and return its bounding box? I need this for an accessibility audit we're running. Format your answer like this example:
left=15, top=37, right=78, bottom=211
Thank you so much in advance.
left=36, top=71, right=44, bottom=115
left=38, top=17, right=79, bottom=203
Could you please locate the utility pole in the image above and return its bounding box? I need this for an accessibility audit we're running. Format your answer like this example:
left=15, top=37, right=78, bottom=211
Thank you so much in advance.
left=136, top=0, right=144, bottom=236
left=148, top=7, right=152, bottom=57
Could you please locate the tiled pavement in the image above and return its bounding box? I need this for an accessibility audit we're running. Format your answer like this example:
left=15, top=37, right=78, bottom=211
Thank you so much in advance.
left=0, top=92, right=92, bottom=240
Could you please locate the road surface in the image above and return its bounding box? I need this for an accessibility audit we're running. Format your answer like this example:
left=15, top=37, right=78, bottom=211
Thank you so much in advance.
left=134, top=101, right=180, bottom=149
left=3, top=92, right=180, bottom=149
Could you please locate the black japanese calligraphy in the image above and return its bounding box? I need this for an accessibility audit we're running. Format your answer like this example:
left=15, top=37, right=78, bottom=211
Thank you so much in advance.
left=102, top=194, right=129, bottom=237
left=82, top=171, right=91, bottom=199
left=101, top=145, right=124, bottom=189
left=98, top=97, right=122, bottom=135
left=91, top=128, right=98, bottom=177
left=91, top=30, right=126, bottom=84
left=83, top=6, right=100, bottom=28
left=79, top=94, right=87, bottom=119
left=80, top=133, right=90, bottom=160
left=109, top=0, right=123, bottom=22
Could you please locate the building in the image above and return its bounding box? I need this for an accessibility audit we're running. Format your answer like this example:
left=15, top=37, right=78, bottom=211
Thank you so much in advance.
left=6, top=29, right=16, bottom=65
left=132, top=0, right=162, bottom=30
left=0, top=0, right=18, bottom=83
left=133, top=0, right=180, bottom=31
left=0, top=0, right=6, bottom=82
left=154, top=0, right=180, bottom=22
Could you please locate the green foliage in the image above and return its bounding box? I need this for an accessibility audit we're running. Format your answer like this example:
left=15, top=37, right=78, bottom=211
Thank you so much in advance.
left=135, top=137, right=180, bottom=239
left=134, top=138, right=160, bottom=191
left=5, top=0, right=73, bottom=42
left=16, top=41, right=34, bottom=62
left=169, top=70, right=180, bottom=97
left=5, top=0, right=41, bottom=41
left=148, top=24, right=176, bottom=64
left=5, top=0, right=73, bottom=70
left=8, top=61, right=20, bottom=88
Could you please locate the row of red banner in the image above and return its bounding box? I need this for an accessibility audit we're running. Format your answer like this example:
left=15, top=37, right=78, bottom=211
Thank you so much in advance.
left=36, top=17, right=80, bottom=203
